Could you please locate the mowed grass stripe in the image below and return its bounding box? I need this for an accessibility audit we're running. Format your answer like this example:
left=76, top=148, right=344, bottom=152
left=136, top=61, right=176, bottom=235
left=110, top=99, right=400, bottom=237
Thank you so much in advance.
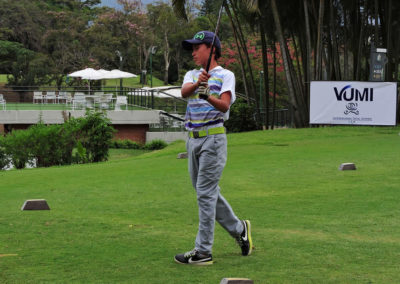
left=0, top=126, right=399, bottom=283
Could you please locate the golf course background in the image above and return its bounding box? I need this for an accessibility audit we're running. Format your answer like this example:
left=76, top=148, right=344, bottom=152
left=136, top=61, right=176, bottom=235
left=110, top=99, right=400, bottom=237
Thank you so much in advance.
left=1, top=126, right=399, bottom=283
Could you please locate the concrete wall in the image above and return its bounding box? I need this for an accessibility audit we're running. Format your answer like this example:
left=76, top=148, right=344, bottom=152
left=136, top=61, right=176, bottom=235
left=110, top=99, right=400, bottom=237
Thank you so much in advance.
left=0, top=110, right=160, bottom=124
left=146, top=131, right=187, bottom=143
left=0, top=110, right=161, bottom=143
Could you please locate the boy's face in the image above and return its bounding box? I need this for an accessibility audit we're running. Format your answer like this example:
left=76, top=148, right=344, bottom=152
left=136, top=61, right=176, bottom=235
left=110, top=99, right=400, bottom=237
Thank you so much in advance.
left=192, top=44, right=211, bottom=67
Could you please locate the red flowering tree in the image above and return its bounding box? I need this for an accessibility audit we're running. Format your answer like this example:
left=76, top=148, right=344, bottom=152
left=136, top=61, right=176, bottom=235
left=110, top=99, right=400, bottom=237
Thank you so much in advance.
left=219, top=34, right=301, bottom=109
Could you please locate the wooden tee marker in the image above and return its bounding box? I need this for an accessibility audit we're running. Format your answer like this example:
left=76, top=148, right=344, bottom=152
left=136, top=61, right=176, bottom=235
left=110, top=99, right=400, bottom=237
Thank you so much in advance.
left=177, top=152, right=188, bottom=159
left=21, top=199, right=50, bottom=211
left=339, top=163, right=356, bottom=171
left=220, top=278, right=254, bottom=284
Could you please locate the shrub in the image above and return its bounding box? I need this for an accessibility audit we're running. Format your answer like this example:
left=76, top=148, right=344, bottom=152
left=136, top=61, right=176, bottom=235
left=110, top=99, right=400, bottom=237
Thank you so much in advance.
left=1, top=111, right=167, bottom=170
left=72, top=141, right=88, bottom=164
left=3, top=129, right=32, bottom=169
left=225, top=98, right=258, bottom=133
left=111, top=139, right=141, bottom=149
left=29, top=123, right=65, bottom=167
left=79, top=111, right=115, bottom=162
left=111, top=140, right=121, bottom=149
left=144, top=139, right=167, bottom=150
left=59, top=117, right=82, bottom=165
left=0, top=135, right=9, bottom=170
left=122, top=139, right=141, bottom=149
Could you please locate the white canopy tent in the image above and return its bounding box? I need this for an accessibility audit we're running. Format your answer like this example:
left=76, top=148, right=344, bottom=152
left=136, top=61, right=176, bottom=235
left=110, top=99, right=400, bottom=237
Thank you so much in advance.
left=68, top=68, right=109, bottom=94
left=68, top=68, right=138, bottom=93
left=98, top=69, right=138, bottom=91
left=68, top=68, right=103, bottom=80
left=101, top=69, right=138, bottom=79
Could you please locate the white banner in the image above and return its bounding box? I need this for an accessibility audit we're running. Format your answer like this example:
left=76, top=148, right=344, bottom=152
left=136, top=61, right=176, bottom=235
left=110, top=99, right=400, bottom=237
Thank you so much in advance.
left=310, top=81, right=398, bottom=125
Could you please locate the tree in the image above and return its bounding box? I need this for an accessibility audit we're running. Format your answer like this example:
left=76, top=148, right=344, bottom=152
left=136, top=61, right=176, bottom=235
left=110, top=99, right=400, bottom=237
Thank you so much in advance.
left=147, top=2, right=184, bottom=84
left=0, top=40, right=52, bottom=86
left=0, top=0, right=47, bottom=52
left=43, top=10, right=92, bottom=87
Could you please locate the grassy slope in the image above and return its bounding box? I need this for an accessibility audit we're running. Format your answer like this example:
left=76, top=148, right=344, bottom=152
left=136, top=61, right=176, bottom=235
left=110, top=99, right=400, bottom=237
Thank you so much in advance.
left=0, top=74, right=7, bottom=84
left=0, top=126, right=399, bottom=283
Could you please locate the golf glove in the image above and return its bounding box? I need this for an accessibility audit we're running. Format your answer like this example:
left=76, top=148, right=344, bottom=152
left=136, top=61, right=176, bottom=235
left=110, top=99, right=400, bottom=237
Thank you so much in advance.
left=198, top=83, right=210, bottom=100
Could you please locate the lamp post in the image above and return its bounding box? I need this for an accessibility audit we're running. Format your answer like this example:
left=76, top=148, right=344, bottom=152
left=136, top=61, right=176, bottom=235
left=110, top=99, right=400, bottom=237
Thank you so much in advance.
left=116, top=50, right=123, bottom=93
left=149, top=46, right=157, bottom=88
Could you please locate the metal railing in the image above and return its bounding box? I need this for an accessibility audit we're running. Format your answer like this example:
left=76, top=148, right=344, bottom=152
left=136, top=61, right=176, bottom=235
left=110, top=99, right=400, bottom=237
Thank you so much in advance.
left=0, top=86, right=291, bottom=127
left=236, top=92, right=291, bottom=127
left=0, top=86, right=188, bottom=114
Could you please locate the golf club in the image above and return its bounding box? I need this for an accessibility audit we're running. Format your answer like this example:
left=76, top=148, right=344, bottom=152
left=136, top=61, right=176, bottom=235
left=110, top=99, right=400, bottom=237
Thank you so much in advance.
left=205, top=0, right=225, bottom=72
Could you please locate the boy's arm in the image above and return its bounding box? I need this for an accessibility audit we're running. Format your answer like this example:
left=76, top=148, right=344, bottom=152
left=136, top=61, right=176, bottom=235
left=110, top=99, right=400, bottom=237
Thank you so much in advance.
left=206, top=91, right=231, bottom=113
left=181, top=70, right=210, bottom=98
left=181, top=81, right=200, bottom=98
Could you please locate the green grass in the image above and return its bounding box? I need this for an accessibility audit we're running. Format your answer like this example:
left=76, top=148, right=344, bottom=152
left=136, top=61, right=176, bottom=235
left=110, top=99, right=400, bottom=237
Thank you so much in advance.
left=1, top=126, right=400, bottom=283
left=0, top=74, right=167, bottom=88
left=0, top=74, right=7, bottom=84
left=103, top=76, right=165, bottom=88
left=108, top=149, right=151, bottom=161
left=3, top=103, right=145, bottom=111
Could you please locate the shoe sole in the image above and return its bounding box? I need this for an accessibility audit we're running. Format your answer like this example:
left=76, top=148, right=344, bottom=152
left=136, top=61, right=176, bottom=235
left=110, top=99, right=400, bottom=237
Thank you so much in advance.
left=174, top=257, right=213, bottom=266
left=245, top=220, right=253, bottom=256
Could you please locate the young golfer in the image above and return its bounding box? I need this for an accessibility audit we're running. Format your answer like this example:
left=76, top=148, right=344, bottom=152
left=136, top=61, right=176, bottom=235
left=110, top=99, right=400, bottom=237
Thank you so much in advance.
left=174, top=31, right=253, bottom=265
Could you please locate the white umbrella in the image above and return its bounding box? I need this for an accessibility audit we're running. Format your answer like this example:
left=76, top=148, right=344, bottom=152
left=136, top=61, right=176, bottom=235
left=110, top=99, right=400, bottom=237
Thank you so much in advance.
left=95, top=69, right=137, bottom=93
left=68, top=68, right=104, bottom=80
left=96, top=69, right=112, bottom=78
left=68, top=68, right=110, bottom=94
left=105, top=69, right=137, bottom=79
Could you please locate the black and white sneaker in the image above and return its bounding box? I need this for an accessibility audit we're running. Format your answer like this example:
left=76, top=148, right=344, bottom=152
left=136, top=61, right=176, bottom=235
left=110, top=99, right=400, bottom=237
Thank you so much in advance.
left=174, top=249, right=213, bottom=265
left=236, top=220, right=253, bottom=256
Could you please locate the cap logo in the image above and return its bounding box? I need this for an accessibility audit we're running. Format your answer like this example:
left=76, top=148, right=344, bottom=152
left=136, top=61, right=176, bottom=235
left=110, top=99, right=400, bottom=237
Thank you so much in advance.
left=193, top=32, right=205, bottom=41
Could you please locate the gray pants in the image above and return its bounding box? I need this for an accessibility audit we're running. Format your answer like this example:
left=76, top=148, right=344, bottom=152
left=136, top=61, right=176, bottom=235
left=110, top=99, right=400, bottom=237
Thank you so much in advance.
left=187, top=133, right=243, bottom=254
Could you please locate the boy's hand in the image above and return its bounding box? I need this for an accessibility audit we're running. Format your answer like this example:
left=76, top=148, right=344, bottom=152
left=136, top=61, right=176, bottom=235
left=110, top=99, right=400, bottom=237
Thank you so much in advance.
left=198, top=82, right=210, bottom=100
left=197, top=70, right=210, bottom=100
left=197, top=70, right=210, bottom=84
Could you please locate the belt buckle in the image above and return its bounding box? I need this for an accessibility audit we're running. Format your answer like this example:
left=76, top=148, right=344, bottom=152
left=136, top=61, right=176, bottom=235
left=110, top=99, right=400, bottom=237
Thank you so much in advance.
left=192, top=131, right=200, bottom=138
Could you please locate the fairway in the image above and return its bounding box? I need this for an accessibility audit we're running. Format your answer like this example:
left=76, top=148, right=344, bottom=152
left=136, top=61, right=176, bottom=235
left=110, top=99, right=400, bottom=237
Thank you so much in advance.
left=0, top=126, right=399, bottom=283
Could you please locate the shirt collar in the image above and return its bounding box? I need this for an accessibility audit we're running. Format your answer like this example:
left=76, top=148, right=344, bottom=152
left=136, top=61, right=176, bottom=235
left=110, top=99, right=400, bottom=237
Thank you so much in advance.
left=200, top=66, right=222, bottom=73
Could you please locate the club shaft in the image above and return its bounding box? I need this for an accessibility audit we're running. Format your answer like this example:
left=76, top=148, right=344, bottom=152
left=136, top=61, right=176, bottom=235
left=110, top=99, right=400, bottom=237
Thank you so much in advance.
left=205, top=0, right=225, bottom=72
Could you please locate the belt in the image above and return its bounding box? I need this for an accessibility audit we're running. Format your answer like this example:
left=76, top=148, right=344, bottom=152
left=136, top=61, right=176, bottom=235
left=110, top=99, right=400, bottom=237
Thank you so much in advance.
left=189, top=127, right=225, bottom=138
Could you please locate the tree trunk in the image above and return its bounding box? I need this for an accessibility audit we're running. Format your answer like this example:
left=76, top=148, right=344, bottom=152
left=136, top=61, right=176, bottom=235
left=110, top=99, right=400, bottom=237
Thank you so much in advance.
left=270, top=0, right=306, bottom=127
left=356, top=0, right=367, bottom=81
left=143, top=43, right=149, bottom=70
left=343, top=7, right=349, bottom=80
left=374, top=0, right=379, bottom=46
left=229, top=0, right=260, bottom=125
left=386, top=0, right=393, bottom=80
left=272, top=41, right=277, bottom=130
left=260, top=22, right=269, bottom=129
left=163, top=30, right=170, bottom=84
left=174, top=45, right=182, bottom=82
left=315, top=0, right=325, bottom=80
left=224, top=2, right=251, bottom=104
left=329, top=0, right=341, bottom=80
left=291, top=33, right=304, bottom=89
left=287, top=37, right=308, bottom=119
left=303, top=0, right=312, bottom=106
